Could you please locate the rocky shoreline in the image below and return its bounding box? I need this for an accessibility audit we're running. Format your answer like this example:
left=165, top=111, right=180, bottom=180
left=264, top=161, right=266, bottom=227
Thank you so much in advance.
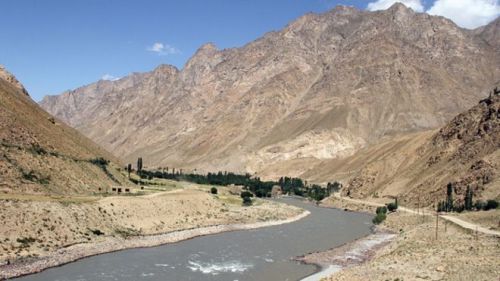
left=297, top=227, right=396, bottom=281
left=0, top=210, right=310, bottom=280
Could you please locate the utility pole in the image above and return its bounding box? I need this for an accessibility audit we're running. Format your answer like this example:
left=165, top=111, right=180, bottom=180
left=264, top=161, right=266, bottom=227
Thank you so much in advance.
left=417, top=195, right=420, bottom=215
left=435, top=203, right=439, bottom=241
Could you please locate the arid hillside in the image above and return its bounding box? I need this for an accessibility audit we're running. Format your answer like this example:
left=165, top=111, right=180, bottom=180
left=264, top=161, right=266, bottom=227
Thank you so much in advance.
left=40, top=4, right=500, bottom=174
left=0, top=66, right=130, bottom=195
left=308, top=84, right=500, bottom=207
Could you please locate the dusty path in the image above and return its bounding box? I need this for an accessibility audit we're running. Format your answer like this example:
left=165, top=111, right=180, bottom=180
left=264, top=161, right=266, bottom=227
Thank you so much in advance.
left=333, top=193, right=500, bottom=236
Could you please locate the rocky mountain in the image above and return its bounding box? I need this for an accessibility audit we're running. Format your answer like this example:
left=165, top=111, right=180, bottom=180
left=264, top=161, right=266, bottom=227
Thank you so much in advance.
left=0, top=65, right=28, bottom=96
left=0, top=66, right=129, bottom=195
left=40, top=4, right=500, bottom=177
left=311, top=83, right=499, bottom=207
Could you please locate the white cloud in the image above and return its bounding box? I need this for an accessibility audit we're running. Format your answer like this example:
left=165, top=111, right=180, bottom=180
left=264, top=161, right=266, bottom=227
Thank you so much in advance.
left=365, top=0, right=499, bottom=29
left=147, top=42, right=180, bottom=55
left=101, top=74, right=120, bottom=81
left=427, top=0, right=500, bottom=29
left=366, top=0, right=424, bottom=12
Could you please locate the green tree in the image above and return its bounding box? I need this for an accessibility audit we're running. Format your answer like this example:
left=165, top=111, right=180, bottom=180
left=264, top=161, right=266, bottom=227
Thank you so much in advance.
left=484, top=200, right=499, bottom=210
left=137, top=157, right=143, bottom=173
left=446, top=183, right=454, bottom=212
left=241, top=191, right=254, bottom=199
left=127, top=163, right=132, bottom=178
left=376, top=206, right=387, bottom=215
left=464, top=186, right=473, bottom=210
left=210, top=187, right=218, bottom=194
left=387, top=202, right=398, bottom=212
left=372, top=213, right=386, bottom=224
left=242, top=196, right=252, bottom=206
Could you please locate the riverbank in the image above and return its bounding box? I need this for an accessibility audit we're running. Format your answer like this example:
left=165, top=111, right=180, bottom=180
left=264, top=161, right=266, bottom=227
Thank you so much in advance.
left=298, top=229, right=396, bottom=281
left=0, top=208, right=310, bottom=280
left=0, top=184, right=306, bottom=280
left=319, top=196, right=500, bottom=281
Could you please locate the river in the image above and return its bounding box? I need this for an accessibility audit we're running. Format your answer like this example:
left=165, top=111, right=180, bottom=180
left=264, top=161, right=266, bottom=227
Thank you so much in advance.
left=16, top=198, right=373, bottom=281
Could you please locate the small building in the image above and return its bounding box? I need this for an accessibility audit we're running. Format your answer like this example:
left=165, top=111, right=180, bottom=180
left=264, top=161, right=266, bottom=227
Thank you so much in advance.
left=271, top=185, right=283, bottom=198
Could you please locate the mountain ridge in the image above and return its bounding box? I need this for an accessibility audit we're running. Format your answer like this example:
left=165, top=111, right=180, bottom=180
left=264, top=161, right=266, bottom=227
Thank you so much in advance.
left=40, top=4, right=500, bottom=178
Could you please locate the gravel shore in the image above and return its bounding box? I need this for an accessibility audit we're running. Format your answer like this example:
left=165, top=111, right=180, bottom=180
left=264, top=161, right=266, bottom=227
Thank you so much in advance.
left=297, top=228, right=396, bottom=281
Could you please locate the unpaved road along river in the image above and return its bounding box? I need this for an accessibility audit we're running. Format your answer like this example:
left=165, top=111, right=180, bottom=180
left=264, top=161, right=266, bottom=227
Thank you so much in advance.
left=17, top=198, right=372, bottom=281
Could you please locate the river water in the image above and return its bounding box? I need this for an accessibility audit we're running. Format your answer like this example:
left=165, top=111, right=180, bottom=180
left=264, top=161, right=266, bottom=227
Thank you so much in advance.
left=17, top=198, right=372, bottom=281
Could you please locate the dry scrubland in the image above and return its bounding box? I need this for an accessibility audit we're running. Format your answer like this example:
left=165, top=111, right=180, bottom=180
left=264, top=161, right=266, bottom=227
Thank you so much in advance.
left=322, top=197, right=500, bottom=281
left=0, top=182, right=302, bottom=266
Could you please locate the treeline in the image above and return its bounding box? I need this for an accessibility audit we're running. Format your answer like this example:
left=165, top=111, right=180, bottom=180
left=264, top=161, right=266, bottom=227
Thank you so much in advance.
left=133, top=163, right=341, bottom=202
left=437, top=183, right=498, bottom=212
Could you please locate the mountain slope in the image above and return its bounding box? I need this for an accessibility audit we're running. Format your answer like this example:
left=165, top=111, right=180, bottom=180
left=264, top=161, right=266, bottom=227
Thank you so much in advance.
left=311, top=84, right=499, bottom=207
left=0, top=66, right=129, bottom=195
left=40, top=4, right=500, bottom=175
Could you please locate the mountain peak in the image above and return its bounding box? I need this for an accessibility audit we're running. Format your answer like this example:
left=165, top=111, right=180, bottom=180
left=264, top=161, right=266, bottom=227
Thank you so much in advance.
left=153, top=64, right=179, bottom=75
left=0, top=65, right=29, bottom=96
left=197, top=42, right=218, bottom=53
left=387, top=2, right=414, bottom=13
left=40, top=6, right=500, bottom=176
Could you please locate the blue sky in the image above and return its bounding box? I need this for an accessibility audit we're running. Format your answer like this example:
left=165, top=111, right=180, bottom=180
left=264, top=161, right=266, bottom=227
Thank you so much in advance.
left=0, top=0, right=498, bottom=101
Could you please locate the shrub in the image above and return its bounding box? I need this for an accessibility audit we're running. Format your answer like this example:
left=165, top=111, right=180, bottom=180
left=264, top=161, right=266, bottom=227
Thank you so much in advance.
left=474, top=200, right=486, bottom=210
left=29, top=144, right=48, bottom=155
left=372, top=213, right=386, bottom=225
left=376, top=206, right=387, bottom=215
left=210, top=187, right=218, bottom=194
left=242, top=196, right=253, bottom=206
left=22, top=170, right=50, bottom=184
left=17, top=237, right=36, bottom=247
left=484, top=199, right=498, bottom=211
left=255, top=189, right=266, bottom=198
left=240, top=191, right=254, bottom=199
left=90, top=229, right=104, bottom=236
left=90, top=157, right=109, bottom=166
left=387, top=202, right=398, bottom=212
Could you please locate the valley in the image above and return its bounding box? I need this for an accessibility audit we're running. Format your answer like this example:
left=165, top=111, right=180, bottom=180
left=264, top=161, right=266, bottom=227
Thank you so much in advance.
left=1, top=1, right=499, bottom=280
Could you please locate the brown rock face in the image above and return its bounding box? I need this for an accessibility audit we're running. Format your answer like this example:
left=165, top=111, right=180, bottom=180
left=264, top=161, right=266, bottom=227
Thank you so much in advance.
left=40, top=4, right=500, bottom=176
left=0, top=65, right=29, bottom=96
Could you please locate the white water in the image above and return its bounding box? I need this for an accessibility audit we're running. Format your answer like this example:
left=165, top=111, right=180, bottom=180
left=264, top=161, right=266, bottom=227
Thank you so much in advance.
left=187, top=260, right=253, bottom=275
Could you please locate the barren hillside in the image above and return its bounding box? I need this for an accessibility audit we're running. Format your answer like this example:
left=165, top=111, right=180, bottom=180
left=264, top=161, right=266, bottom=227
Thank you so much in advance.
left=40, top=4, right=500, bottom=176
left=0, top=66, right=130, bottom=195
left=311, top=84, right=499, bottom=207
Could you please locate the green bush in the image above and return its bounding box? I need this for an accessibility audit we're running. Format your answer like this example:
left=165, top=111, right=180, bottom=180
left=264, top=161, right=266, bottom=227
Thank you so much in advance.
left=240, top=191, right=254, bottom=199
left=484, top=200, right=498, bottom=210
left=372, top=213, right=386, bottom=224
left=242, top=196, right=253, bottom=206
left=17, top=237, right=36, bottom=247
left=474, top=200, right=486, bottom=210
left=376, top=206, right=387, bottom=215
left=90, top=229, right=105, bottom=236
left=387, top=202, right=398, bottom=212
left=210, top=187, right=218, bottom=194
left=89, top=157, right=109, bottom=166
